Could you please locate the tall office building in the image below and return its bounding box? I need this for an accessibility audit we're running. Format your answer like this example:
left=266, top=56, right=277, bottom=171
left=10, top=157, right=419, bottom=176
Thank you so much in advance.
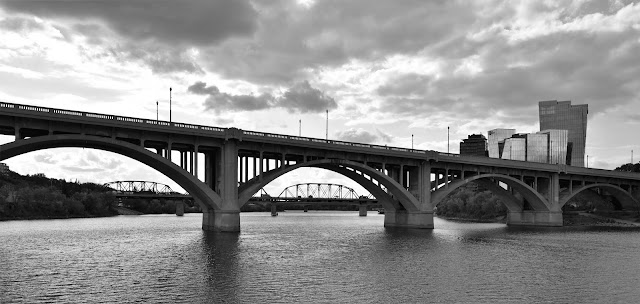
left=488, top=129, right=515, bottom=158
left=460, top=134, right=488, bottom=157
left=539, top=100, right=588, bottom=167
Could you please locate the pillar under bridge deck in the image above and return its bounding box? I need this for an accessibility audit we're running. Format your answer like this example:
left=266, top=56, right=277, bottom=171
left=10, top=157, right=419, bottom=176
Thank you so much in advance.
left=202, top=210, right=241, bottom=232
left=384, top=210, right=434, bottom=229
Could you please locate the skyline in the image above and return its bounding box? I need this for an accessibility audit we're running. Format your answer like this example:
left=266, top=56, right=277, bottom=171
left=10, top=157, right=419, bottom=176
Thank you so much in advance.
left=1, top=0, right=639, bottom=193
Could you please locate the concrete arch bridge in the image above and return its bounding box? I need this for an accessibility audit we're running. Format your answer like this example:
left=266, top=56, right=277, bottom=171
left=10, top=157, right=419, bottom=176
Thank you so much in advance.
left=2, top=102, right=640, bottom=231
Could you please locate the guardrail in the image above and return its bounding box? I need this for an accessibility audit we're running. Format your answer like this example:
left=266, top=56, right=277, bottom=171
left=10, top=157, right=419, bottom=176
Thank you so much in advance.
left=0, top=101, right=437, bottom=155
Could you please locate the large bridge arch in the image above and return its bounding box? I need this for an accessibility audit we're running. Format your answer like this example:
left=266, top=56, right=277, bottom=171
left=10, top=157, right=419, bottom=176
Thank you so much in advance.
left=560, top=184, right=640, bottom=210
left=238, top=159, right=418, bottom=211
left=431, top=174, right=551, bottom=212
left=0, top=134, right=222, bottom=211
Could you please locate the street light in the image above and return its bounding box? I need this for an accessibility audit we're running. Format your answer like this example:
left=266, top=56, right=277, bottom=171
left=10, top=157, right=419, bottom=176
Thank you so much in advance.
left=447, top=126, right=450, bottom=154
left=169, top=87, right=172, bottom=123
left=299, top=119, right=301, bottom=137
left=156, top=101, right=159, bottom=121
left=325, top=109, right=328, bottom=140
left=411, top=134, right=414, bottom=149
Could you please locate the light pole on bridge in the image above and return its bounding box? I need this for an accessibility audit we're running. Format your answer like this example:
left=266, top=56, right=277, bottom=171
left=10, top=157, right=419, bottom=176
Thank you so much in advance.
left=169, top=87, right=172, bottom=123
left=447, top=126, right=450, bottom=154
left=411, top=134, right=414, bottom=149
left=325, top=109, right=328, bottom=140
left=156, top=101, right=158, bottom=121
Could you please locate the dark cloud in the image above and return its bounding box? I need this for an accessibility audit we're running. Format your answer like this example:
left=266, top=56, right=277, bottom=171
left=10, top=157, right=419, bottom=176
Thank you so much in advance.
left=34, top=154, right=56, bottom=164
left=335, top=128, right=391, bottom=144
left=279, top=81, right=337, bottom=113
left=374, top=17, right=640, bottom=124
left=190, top=80, right=337, bottom=113
left=0, top=0, right=258, bottom=46
left=0, top=15, right=44, bottom=32
left=202, top=0, right=479, bottom=83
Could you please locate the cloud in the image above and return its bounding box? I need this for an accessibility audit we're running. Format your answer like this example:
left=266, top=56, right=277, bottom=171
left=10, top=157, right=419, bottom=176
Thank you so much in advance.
left=33, top=154, right=57, bottom=165
left=189, top=80, right=337, bottom=113
left=278, top=81, right=337, bottom=113
left=0, top=15, right=44, bottom=32
left=61, top=166, right=104, bottom=173
left=0, top=0, right=258, bottom=46
left=334, top=128, right=391, bottom=144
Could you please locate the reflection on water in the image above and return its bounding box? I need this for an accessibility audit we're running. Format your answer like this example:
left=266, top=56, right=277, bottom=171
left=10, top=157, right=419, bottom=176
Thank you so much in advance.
left=1, top=212, right=640, bottom=303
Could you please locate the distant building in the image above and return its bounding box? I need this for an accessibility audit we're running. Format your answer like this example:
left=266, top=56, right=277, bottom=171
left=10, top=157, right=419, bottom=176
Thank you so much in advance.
left=488, top=130, right=569, bottom=165
left=539, top=100, right=588, bottom=167
left=488, top=129, right=515, bottom=158
left=460, top=134, right=488, bottom=157
left=0, top=163, right=9, bottom=175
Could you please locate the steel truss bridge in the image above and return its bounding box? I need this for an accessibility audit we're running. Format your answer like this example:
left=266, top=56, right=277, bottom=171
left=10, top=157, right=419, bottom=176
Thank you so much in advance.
left=250, top=183, right=376, bottom=204
left=3, top=101, right=640, bottom=231
left=105, top=180, right=190, bottom=199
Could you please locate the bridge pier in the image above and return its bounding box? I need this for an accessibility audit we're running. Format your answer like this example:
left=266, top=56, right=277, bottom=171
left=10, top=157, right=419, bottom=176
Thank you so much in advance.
left=202, top=210, right=241, bottom=232
left=507, top=211, right=563, bottom=227
left=384, top=210, right=434, bottom=229
left=175, top=200, right=184, bottom=216
left=359, top=204, right=367, bottom=216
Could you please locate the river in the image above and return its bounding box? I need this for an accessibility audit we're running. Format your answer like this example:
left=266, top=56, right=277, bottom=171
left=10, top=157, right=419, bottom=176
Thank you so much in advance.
left=1, top=212, right=640, bottom=303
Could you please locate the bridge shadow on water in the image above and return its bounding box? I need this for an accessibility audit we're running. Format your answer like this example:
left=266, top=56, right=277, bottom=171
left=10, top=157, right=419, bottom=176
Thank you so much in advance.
left=197, top=232, right=242, bottom=302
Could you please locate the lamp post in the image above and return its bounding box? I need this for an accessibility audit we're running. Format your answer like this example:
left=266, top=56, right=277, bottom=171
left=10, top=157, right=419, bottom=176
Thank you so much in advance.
left=447, top=126, right=450, bottom=154
left=411, top=134, right=414, bottom=150
left=299, top=119, right=301, bottom=137
left=325, top=110, right=328, bottom=140
left=587, top=155, right=589, bottom=168
left=156, top=101, right=158, bottom=121
left=169, top=87, right=172, bottom=123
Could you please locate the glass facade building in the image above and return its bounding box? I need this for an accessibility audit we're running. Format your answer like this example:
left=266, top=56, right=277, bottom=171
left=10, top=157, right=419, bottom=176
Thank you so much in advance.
left=539, top=100, right=588, bottom=167
left=488, top=129, right=515, bottom=158
left=526, top=133, right=548, bottom=163
left=539, top=129, right=569, bottom=165
left=501, top=137, right=526, bottom=161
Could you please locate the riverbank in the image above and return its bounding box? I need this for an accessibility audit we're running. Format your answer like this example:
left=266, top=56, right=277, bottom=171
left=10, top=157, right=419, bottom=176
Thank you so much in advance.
left=437, top=212, right=640, bottom=228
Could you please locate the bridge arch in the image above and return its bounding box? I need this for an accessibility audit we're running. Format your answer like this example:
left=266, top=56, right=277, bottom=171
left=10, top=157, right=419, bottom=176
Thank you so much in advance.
left=560, top=184, right=640, bottom=210
left=0, top=134, right=222, bottom=211
left=238, top=159, right=418, bottom=211
left=431, top=173, right=551, bottom=212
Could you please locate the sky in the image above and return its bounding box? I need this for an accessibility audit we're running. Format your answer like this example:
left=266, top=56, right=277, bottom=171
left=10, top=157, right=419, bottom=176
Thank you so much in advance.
left=1, top=0, right=640, bottom=195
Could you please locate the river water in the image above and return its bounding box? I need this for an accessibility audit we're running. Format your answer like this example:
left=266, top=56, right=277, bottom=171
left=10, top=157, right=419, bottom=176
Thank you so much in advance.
left=1, top=212, right=640, bottom=303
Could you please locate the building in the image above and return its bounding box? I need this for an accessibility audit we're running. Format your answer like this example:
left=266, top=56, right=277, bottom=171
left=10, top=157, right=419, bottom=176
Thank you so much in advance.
left=488, top=129, right=515, bottom=158
left=488, top=130, right=569, bottom=165
left=539, top=100, right=588, bottom=167
left=460, top=134, right=488, bottom=157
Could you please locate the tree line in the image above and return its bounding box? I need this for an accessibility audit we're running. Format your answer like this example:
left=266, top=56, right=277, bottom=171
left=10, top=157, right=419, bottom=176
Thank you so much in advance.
left=0, top=170, right=116, bottom=220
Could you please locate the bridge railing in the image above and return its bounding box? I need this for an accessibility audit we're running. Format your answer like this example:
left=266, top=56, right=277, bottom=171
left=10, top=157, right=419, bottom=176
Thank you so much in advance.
left=3, top=100, right=440, bottom=155
left=1, top=101, right=227, bottom=134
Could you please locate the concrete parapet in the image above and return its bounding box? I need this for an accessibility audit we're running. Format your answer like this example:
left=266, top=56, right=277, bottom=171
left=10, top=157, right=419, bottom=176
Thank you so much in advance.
left=202, top=210, right=241, bottom=232
left=384, top=210, right=434, bottom=229
left=507, top=211, right=563, bottom=227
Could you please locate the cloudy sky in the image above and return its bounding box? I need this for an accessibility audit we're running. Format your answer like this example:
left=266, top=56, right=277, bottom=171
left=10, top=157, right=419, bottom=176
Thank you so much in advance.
left=1, top=0, right=639, bottom=195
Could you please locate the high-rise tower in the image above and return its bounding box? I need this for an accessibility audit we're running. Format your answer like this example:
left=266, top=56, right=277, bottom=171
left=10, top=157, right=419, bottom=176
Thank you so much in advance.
left=539, top=100, right=588, bottom=167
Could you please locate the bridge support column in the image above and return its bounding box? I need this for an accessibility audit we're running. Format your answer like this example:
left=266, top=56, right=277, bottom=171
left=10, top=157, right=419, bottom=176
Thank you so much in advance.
left=507, top=211, right=563, bottom=227
left=359, top=204, right=367, bottom=216
left=384, top=210, right=434, bottom=229
left=176, top=200, right=184, bottom=216
left=202, top=210, right=240, bottom=232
